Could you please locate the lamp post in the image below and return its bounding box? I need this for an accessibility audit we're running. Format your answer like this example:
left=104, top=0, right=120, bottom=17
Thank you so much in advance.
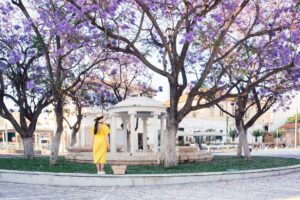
left=295, top=108, right=298, bottom=149
left=0, top=115, right=5, bottom=148
left=4, top=122, right=8, bottom=150
left=276, top=129, right=278, bottom=149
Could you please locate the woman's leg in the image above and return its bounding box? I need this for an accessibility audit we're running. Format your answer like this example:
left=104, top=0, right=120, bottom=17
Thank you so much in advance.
left=96, top=163, right=101, bottom=172
left=100, top=163, right=105, bottom=172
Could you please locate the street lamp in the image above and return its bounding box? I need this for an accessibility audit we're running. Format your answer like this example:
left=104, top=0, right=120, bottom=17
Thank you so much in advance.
left=295, top=108, right=298, bottom=149
left=275, top=129, right=278, bottom=149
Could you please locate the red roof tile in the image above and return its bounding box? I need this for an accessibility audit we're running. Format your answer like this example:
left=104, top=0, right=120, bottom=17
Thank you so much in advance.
left=280, top=123, right=300, bottom=129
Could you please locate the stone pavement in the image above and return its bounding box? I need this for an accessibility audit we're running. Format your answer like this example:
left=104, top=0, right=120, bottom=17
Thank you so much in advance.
left=1, top=170, right=300, bottom=200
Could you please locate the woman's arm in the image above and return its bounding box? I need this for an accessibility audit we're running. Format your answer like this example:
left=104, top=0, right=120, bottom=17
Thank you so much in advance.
left=106, top=135, right=110, bottom=152
left=91, top=131, right=95, bottom=151
left=91, top=134, right=94, bottom=151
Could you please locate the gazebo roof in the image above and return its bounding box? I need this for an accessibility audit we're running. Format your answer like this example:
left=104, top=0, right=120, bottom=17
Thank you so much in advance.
left=110, top=96, right=166, bottom=113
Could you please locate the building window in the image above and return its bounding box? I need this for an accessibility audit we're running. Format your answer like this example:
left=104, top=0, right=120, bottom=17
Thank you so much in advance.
left=264, top=125, right=269, bottom=132
left=178, top=127, right=184, bottom=131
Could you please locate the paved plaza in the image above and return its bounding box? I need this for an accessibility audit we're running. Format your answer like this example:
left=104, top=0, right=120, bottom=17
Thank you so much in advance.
left=0, top=170, right=300, bottom=200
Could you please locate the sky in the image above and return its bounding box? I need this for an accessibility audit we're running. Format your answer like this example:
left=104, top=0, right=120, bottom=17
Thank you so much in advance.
left=152, top=72, right=170, bottom=102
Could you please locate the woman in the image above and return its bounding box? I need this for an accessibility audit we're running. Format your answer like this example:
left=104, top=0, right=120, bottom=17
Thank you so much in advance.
left=91, top=114, right=110, bottom=174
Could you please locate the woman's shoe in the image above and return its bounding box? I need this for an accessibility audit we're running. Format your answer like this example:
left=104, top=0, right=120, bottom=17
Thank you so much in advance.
left=97, top=171, right=106, bottom=175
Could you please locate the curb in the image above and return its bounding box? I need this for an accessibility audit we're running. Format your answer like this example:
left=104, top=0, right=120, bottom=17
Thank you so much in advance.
left=1, top=165, right=300, bottom=187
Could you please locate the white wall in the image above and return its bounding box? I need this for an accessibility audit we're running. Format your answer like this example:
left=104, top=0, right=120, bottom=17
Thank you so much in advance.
left=270, top=94, right=300, bottom=132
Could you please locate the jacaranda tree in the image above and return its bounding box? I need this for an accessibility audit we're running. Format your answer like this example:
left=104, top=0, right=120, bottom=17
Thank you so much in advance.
left=9, top=0, right=113, bottom=165
left=0, top=6, right=52, bottom=159
left=64, top=0, right=300, bottom=166
left=216, top=21, right=299, bottom=158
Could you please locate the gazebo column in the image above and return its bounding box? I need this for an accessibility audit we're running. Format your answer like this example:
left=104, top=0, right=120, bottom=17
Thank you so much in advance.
left=121, top=117, right=128, bottom=152
left=4, top=123, right=8, bottom=150
left=152, top=113, right=159, bottom=152
left=76, top=128, right=80, bottom=147
left=2, top=132, right=4, bottom=148
left=80, top=125, right=85, bottom=147
left=59, top=132, right=64, bottom=153
left=142, top=118, right=148, bottom=151
left=35, top=133, right=38, bottom=150
left=110, top=114, right=117, bottom=153
left=129, top=111, right=137, bottom=153
left=160, top=115, right=165, bottom=152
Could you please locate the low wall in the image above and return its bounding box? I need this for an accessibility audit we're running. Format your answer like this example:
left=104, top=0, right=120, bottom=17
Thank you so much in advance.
left=65, top=146, right=213, bottom=165
left=1, top=165, right=300, bottom=187
left=0, top=150, right=41, bottom=154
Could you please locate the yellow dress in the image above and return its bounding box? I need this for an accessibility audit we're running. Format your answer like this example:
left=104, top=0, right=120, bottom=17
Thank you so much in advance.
left=91, top=123, right=110, bottom=164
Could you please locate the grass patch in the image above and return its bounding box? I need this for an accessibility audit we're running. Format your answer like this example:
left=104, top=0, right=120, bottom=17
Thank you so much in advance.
left=0, top=156, right=299, bottom=174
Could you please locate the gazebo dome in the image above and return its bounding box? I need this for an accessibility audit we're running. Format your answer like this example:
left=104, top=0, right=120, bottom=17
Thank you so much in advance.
left=110, top=96, right=166, bottom=112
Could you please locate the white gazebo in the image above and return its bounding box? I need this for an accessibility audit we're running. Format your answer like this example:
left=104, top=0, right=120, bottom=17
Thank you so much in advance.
left=65, top=96, right=213, bottom=165
left=109, top=96, right=166, bottom=156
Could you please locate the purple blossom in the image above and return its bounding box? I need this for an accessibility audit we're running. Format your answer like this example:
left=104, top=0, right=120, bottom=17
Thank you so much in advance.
left=0, top=61, right=7, bottom=71
left=110, top=68, right=117, bottom=76
left=35, top=86, right=45, bottom=94
left=295, top=53, right=300, bottom=66
left=100, top=66, right=107, bottom=72
left=180, top=31, right=196, bottom=44
left=26, top=80, right=35, bottom=90
left=55, top=49, right=63, bottom=56
left=222, top=2, right=238, bottom=11
left=121, top=24, right=129, bottom=30
left=190, top=80, right=197, bottom=85
left=291, top=30, right=300, bottom=44
left=210, top=14, right=224, bottom=24
left=27, top=49, right=36, bottom=55
left=8, top=51, right=21, bottom=64
left=14, top=25, right=21, bottom=30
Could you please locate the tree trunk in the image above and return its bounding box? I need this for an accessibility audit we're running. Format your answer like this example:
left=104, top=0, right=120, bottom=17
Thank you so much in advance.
left=237, top=124, right=251, bottom=158
left=237, top=131, right=243, bottom=157
left=50, top=99, right=64, bottom=165
left=163, top=110, right=178, bottom=167
left=242, top=130, right=251, bottom=159
left=70, top=129, right=77, bottom=147
left=22, top=137, right=34, bottom=159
